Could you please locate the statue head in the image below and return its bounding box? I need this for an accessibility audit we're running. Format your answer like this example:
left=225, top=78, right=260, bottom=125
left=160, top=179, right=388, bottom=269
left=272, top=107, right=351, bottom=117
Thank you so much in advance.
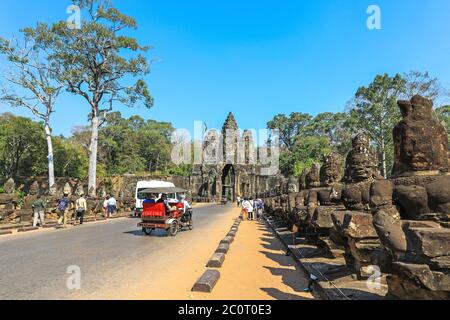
left=320, top=152, right=343, bottom=186
left=344, top=133, right=380, bottom=182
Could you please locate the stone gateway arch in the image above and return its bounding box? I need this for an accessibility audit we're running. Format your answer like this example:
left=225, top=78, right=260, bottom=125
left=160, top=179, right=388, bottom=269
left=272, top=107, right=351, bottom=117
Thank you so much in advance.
left=190, top=112, right=265, bottom=203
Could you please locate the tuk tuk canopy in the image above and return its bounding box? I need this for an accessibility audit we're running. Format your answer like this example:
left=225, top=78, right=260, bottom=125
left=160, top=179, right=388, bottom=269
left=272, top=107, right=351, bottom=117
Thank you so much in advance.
left=139, top=187, right=187, bottom=194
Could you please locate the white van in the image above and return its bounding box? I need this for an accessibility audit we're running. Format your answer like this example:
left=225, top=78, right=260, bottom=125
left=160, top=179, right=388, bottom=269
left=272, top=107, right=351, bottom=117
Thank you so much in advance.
left=135, top=180, right=179, bottom=215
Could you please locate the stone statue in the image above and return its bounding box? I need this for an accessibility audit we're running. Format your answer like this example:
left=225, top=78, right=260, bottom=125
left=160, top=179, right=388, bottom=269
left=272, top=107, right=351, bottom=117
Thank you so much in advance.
left=287, top=176, right=299, bottom=193
left=299, top=169, right=309, bottom=190
left=343, top=133, right=381, bottom=183
left=306, top=164, right=321, bottom=189
left=393, top=95, right=449, bottom=176
left=75, top=185, right=85, bottom=196
left=3, top=178, right=15, bottom=194
left=371, top=96, right=450, bottom=299
left=340, top=133, right=382, bottom=211
left=320, top=152, right=344, bottom=187
left=28, top=181, right=39, bottom=196
left=63, top=182, right=72, bottom=196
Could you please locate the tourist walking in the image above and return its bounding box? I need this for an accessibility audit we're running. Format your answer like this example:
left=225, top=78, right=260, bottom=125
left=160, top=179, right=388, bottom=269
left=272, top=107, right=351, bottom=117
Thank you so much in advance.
left=32, top=194, right=46, bottom=227
left=57, top=193, right=71, bottom=228
left=253, top=198, right=260, bottom=221
left=241, top=197, right=249, bottom=221
left=75, top=193, right=87, bottom=225
left=107, top=195, right=117, bottom=218
left=257, top=199, right=264, bottom=221
left=248, top=198, right=255, bottom=221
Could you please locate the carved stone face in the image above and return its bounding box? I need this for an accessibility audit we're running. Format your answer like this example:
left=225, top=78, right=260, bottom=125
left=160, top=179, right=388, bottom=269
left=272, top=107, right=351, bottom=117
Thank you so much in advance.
left=306, top=164, right=321, bottom=188
left=351, top=151, right=378, bottom=181
left=75, top=185, right=85, bottom=197
left=393, top=95, right=449, bottom=175
left=344, top=134, right=379, bottom=182
left=288, top=176, right=299, bottom=193
left=3, top=178, right=15, bottom=194
left=320, top=152, right=343, bottom=186
left=29, top=181, right=40, bottom=196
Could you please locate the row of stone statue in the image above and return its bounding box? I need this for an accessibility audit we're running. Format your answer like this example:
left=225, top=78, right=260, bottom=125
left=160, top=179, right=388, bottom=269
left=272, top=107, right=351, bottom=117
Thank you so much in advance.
left=0, top=179, right=135, bottom=224
left=262, top=96, right=450, bottom=300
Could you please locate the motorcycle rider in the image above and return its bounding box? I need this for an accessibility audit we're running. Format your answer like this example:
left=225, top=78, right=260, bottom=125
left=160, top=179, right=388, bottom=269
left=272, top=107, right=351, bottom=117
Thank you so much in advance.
left=180, top=194, right=193, bottom=221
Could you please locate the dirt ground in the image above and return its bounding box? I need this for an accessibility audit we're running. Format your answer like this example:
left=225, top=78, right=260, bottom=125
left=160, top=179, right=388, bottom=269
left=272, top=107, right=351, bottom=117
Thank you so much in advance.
left=139, top=206, right=315, bottom=300
left=193, top=218, right=315, bottom=300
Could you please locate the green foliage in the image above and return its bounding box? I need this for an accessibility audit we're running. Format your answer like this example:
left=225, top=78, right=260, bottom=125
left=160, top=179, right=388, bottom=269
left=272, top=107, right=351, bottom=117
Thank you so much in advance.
left=306, top=112, right=356, bottom=156
left=70, top=112, right=180, bottom=176
left=267, top=113, right=312, bottom=151
left=280, top=136, right=332, bottom=177
left=164, top=164, right=193, bottom=177
left=0, top=111, right=187, bottom=181
left=0, top=187, right=5, bottom=194
left=268, top=111, right=349, bottom=176
left=0, top=113, right=47, bottom=180
left=53, top=137, right=89, bottom=179
left=15, top=190, right=26, bottom=206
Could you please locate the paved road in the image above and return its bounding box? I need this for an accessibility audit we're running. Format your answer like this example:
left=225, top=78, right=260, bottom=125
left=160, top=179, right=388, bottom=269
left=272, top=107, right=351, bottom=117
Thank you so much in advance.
left=0, top=204, right=234, bottom=300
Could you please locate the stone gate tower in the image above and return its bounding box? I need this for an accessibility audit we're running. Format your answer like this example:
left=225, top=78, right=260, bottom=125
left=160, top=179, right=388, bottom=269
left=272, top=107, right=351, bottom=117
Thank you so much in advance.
left=190, top=112, right=261, bottom=202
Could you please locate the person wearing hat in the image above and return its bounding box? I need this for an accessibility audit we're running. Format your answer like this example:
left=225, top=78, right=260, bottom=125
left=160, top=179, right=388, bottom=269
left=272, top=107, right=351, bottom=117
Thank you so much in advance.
left=75, top=193, right=87, bottom=225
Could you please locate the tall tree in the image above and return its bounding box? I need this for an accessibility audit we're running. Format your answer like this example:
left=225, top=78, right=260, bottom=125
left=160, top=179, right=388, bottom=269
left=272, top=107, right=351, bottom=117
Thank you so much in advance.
left=0, top=36, right=62, bottom=191
left=27, top=0, right=153, bottom=195
left=306, top=112, right=356, bottom=156
left=403, top=70, right=443, bottom=102
left=267, top=112, right=312, bottom=151
left=350, top=73, right=406, bottom=178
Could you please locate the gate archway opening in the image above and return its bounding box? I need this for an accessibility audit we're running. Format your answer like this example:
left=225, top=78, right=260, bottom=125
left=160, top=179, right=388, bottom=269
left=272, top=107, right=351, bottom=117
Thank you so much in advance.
left=221, top=164, right=236, bottom=202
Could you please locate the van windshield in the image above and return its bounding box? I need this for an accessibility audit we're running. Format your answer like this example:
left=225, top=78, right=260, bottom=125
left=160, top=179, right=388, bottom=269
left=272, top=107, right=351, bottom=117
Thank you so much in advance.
left=137, top=189, right=152, bottom=200
left=137, top=190, right=177, bottom=201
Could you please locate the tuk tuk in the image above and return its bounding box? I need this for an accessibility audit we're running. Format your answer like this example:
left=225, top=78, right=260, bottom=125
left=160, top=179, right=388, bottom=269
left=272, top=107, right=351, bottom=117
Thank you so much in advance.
left=137, top=186, right=193, bottom=237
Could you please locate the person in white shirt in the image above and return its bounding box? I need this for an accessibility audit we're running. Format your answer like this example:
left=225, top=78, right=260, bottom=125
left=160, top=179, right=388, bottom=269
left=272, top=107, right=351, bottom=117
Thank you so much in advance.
left=75, top=194, right=88, bottom=225
left=179, top=194, right=192, bottom=213
left=242, top=198, right=254, bottom=221
left=107, top=195, right=117, bottom=218
left=247, top=198, right=255, bottom=221
left=103, top=197, right=109, bottom=218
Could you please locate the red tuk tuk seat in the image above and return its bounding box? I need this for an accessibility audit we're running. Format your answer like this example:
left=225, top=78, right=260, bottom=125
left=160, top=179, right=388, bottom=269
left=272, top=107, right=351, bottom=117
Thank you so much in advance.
left=142, top=202, right=165, bottom=217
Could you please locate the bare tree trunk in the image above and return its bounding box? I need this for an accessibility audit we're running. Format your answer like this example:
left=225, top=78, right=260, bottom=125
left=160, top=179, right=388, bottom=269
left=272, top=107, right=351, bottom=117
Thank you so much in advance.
left=44, top=123, right=55, bottom=191
left=380, top=133, right=387, bottom=179
left=88, top=115, right=99, bottom=197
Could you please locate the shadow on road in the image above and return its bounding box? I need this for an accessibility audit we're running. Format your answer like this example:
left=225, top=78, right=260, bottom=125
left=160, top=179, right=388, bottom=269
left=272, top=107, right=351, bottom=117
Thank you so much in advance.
left=260, top=287, right=313, bottom=300
left=123, top=229, right=168, bottom=237
left=123, top=228, right=192, bottom=238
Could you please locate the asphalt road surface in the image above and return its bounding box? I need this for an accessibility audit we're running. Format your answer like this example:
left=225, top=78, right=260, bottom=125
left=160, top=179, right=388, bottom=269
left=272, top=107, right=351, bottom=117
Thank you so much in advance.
left=0, top=204, right=235, bottom=300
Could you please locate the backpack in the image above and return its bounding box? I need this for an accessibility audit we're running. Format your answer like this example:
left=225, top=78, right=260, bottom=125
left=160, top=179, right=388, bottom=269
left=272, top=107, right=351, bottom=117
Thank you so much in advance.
left=58, top=198, right=70, bottom=212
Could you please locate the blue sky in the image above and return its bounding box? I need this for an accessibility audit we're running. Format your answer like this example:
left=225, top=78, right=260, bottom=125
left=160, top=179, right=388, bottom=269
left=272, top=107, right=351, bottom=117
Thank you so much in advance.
left=1, top=0, right=450, bottom=137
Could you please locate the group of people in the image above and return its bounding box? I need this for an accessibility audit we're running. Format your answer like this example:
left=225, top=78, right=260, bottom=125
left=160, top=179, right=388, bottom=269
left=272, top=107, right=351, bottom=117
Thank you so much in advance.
left=237, top=196, right=264, bottom=221
left=143, top=193, right=192, bottom=215
left=103, top=195, right=117, bottom=219
left=31, top=193, right=117, bottom=229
